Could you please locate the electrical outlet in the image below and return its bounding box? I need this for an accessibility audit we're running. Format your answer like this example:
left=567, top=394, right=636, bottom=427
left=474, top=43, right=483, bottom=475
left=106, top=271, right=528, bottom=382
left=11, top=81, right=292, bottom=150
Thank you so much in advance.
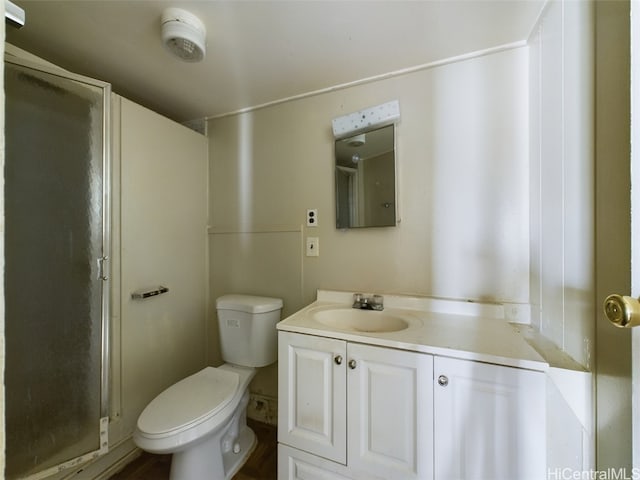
left=306, top=237, right=319, bottom=257
left=307, top=209, right=318, bottom=227
left=247, top=393, right=278, bottom=425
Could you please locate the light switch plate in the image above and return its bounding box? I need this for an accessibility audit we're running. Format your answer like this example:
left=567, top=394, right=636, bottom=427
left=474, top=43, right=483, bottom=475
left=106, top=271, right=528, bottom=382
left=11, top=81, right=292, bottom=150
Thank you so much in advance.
left=306, top=237, right=319, bottom=257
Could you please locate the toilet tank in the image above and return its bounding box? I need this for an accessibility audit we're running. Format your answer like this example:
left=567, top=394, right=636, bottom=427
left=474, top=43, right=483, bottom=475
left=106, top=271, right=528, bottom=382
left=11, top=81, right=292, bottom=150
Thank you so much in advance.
left=216, top=294, right=283, bottom=367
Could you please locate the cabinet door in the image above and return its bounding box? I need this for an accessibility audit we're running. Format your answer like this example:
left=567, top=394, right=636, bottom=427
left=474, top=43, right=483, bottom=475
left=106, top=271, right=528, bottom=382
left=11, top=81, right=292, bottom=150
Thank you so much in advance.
left=278, top=445, right=356, bottom=480
left=278, top=332, right=347, bottom=464
left=434, top=357, right=546, bottom=480
left=347, top=343, right=434, bottom=480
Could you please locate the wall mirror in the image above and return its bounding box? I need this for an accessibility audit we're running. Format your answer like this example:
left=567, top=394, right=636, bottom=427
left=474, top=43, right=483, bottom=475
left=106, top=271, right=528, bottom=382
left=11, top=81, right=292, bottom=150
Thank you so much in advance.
left=335, top=124, right=396, bottom=228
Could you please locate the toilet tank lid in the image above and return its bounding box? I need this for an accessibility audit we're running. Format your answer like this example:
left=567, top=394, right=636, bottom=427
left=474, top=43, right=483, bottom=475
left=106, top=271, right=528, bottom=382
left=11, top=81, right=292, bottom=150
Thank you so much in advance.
left=216, top=294, right=283, bottom=314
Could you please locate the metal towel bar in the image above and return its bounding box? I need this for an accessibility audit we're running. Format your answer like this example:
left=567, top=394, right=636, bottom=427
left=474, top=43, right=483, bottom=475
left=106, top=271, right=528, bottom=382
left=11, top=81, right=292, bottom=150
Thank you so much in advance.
left=131, top=286, right=169, bottom=300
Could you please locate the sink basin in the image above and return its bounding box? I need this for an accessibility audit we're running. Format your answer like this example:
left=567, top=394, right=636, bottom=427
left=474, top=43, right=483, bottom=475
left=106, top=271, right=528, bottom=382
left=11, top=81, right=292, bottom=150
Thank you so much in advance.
left=311, top=308, right=410, bottom=333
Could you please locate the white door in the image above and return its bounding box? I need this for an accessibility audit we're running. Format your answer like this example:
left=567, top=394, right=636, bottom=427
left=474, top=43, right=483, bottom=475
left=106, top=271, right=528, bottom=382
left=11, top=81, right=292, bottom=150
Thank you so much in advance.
left=433, top=356, right=545, bottom=480
left=632, top=0, right=640, bottom=466
left=278, top=332, right=347, bottom=464
left=347, top=343, right=433, bottom=480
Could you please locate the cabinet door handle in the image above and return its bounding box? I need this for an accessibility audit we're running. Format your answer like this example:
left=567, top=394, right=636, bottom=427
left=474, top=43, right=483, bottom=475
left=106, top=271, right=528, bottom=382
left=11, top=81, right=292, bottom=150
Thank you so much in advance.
left=334, top=355, right=343, bottom=365
left=437, top=375, right=449, bottom=387
left=348, top=359, right=357, bottom=369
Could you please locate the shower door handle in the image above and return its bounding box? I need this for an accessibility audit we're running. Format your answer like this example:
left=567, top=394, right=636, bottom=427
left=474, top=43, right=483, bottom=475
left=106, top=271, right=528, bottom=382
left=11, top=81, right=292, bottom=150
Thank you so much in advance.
left=97, top=256, right=109, bottom=281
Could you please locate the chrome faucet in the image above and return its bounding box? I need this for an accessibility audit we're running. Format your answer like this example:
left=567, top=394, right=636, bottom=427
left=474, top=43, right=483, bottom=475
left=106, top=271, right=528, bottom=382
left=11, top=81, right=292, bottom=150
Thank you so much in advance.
left=352, top=293, right=384, bottom=311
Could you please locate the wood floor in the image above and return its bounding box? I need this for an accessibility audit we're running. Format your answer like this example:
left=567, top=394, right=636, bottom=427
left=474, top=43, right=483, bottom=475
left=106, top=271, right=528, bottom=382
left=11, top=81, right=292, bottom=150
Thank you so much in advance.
left=109, top=420, right=277, bottom=480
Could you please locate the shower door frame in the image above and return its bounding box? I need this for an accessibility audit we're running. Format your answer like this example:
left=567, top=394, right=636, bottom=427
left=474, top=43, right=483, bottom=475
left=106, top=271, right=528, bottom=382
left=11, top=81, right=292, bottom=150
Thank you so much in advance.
left=4, top=55, right=112, bottom=480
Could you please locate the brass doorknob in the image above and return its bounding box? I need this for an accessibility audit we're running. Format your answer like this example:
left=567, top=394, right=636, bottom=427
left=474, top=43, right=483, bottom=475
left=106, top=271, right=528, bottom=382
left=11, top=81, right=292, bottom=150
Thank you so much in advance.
left=603, top=294, right=640, bottom=328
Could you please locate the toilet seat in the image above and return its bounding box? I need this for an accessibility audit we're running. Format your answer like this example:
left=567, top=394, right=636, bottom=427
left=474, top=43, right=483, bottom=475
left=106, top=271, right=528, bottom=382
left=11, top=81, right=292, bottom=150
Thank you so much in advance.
left=137, top=367, right=239, bottom=437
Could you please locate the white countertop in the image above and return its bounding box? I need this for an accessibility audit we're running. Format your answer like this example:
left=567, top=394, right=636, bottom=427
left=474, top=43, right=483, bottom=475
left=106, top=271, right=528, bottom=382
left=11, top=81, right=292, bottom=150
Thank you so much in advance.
left=277, top=290, right=549, bottom=372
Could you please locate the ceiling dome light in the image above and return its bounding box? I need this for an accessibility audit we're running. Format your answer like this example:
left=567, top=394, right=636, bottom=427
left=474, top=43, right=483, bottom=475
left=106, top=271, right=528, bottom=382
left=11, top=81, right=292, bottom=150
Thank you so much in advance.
left=347, top=133, right=366, bottom=147
left=161, top=8, right=206, bottom=62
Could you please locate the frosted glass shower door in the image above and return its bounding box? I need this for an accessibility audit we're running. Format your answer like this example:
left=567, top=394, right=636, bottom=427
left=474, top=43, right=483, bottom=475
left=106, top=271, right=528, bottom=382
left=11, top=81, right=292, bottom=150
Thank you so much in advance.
left=4, top=59, right=110, bottom=479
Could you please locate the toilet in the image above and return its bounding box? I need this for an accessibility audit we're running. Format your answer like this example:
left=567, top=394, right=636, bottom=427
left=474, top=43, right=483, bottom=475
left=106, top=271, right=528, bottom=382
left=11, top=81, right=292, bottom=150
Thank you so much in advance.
left=133, top=294, right=283, bottom=480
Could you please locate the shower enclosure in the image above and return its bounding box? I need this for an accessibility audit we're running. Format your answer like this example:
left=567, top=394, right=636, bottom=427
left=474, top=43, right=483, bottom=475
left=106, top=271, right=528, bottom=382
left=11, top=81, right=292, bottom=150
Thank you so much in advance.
left=4, top=58, right=110, bottom=479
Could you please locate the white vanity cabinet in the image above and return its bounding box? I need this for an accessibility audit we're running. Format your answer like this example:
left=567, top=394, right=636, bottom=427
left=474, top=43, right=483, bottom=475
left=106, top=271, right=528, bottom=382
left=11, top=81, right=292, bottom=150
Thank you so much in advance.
left=278, top=330, right=546, bottom=480
left=278, top=331, right=433, bottom=480
left=433, top=356, right=546, bottom=480
left=347, top=342, right=434, bottom=478
left=278, top=332, right=347, bottom=464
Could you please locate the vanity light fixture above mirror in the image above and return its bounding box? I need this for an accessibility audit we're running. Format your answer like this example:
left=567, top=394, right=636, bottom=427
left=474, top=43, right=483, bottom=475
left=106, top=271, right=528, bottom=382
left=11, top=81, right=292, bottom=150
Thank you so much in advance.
left=332, top=100, right=400, bottom=140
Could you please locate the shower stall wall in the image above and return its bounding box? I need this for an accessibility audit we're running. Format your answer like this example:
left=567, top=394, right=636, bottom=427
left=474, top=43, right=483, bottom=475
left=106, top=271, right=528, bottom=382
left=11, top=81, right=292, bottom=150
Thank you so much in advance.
left=4, top=58, right=111, bottom=479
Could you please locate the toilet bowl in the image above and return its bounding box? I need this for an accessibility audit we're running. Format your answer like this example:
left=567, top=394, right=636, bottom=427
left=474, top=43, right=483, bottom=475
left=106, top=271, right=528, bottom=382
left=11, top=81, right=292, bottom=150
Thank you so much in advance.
left=133, top=294, right=283, bottom=480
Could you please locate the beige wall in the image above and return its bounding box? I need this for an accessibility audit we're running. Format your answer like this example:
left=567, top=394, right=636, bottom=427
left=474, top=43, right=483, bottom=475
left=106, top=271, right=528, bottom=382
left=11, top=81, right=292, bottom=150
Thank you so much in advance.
left=207, top=46, right=530, bottom=396
left=114, top=96, right=209, bottom=440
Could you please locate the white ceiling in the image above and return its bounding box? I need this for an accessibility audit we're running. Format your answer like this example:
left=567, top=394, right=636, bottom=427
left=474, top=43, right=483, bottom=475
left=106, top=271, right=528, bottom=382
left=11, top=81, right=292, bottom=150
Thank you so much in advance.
left=6, top=1, right=545, bottom=123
